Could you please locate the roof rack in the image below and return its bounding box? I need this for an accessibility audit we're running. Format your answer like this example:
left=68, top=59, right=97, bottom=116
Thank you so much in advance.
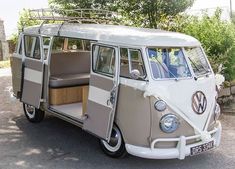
left=28, top=8, right=119, bottom=24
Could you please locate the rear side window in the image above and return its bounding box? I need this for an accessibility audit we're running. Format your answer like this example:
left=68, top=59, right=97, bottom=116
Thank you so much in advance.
left=43, top=37, right=51, bottom=60
left=52, top=37, right=65, bottom=52
left=24, top=35, right=41, bottom=60
left=43, top=37, right=50, bottom=46
left=93, top=45, right=115, bottom=77
left=52, top=37, right=91, bottom=53
left=14, top=36, right=23, bottom=55
left=18, top=39, right=22, bottom=55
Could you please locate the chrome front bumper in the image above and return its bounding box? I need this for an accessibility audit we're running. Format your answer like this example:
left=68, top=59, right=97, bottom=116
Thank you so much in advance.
left=125, top=121, right=222, bottom=160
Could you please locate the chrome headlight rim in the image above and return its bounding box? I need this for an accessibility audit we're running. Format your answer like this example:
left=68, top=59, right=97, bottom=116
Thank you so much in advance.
left=159, top=114, right=180, bottom=133
left=154, top=100, right=167, bottom=112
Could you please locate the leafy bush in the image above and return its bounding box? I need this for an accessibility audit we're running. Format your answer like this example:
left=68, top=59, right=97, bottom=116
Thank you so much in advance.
left=158, top=9, right=235, bottom=80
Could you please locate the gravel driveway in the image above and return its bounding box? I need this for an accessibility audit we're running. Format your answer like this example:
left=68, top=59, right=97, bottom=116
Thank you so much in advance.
left=0, top=68, right=235, bottom=169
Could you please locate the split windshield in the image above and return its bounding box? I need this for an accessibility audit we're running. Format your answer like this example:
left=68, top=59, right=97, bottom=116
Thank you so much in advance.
left=148, top=48, right=191, bottom=79
left=147, top=47, right=211, bottom=80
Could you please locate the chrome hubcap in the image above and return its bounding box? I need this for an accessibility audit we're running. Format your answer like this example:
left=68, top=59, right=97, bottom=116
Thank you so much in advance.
left=24, top=104, right=36, bottom=119
left=102, top=126, right=122, bottom=152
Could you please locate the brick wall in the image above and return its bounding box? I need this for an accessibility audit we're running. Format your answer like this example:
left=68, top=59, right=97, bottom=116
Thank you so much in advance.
left=7, top=40, right=16, bottom=54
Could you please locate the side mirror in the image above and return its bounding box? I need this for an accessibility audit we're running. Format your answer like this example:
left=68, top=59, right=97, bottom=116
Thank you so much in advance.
left=130, top=69, right=141, bottom=80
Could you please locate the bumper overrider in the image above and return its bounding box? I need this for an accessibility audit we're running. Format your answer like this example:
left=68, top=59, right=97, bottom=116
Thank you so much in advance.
left=125, top=121, right=222, bottom=160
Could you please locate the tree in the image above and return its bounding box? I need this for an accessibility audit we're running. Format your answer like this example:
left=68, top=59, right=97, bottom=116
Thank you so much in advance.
left=49, top=0, right=114, bottom=10
left=17, top=9, right=41, bottom=32
left=114, top=0, right=194, bottom=28
left=231, top=12, right=235, bottom=24
left=160, top=9, right=235, bottom=80
left=49, top=0, right=194, bottom=28
left=10, top=9, right=40, bottom=45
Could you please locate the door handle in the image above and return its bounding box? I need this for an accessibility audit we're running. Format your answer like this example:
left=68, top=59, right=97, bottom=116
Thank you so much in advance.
left=107, top=88, right=116, bottom=106
left=109, top=90, right=116, bottom=105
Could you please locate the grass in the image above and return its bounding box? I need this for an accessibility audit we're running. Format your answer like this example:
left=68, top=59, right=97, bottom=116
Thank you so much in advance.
left=0, top=60, right=10, bottom=69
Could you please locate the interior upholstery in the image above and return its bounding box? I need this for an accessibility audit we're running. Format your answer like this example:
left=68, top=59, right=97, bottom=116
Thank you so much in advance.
left=150, top=61, right=169, bottom=79
left=120, top=62, right=145, bottom=78
left=50, top=51, right=90, bottom=88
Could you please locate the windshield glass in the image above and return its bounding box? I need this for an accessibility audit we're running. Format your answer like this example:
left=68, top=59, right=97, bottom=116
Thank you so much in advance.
left=148, top=48, right=191, bottom=79
left=184, top=47, right=211, bottom=76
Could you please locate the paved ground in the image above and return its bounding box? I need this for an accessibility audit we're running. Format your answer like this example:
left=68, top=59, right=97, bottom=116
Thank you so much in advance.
left=0, top=68, right=235, bottom=169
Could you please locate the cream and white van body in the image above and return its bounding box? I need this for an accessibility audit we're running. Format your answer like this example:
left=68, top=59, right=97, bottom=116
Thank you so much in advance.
left=11, top=23, right=222, bottom=160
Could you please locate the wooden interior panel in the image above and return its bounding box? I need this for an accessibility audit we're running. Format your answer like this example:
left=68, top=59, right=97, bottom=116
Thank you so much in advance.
left=50, top=85, right=89, bottom=117
left=50, top=86, right=82, bottom=105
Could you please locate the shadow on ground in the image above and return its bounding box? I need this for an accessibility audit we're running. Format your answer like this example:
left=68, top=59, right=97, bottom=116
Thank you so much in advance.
left=0, top=75, right=235, bottom=169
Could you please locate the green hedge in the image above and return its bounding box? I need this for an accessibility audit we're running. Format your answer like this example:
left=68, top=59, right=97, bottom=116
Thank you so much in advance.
left=158, top=9, right=235, bottom=80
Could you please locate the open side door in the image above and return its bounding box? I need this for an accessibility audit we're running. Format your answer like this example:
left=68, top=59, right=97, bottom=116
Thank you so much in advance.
left=11, top=34, right=23, bottom=98
left=21, top=35, right=44, bottom=108
left=83, top=44, right=119, bottom=141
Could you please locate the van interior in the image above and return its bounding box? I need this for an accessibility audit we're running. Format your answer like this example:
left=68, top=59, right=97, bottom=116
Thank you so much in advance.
left=47, top=37, right=146, bottom=120
left=48, top=37, right=91, bottom=120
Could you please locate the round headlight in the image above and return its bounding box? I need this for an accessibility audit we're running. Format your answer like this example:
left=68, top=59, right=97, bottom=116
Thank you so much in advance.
left=160, top=114, right=180, bottom=133
left=154, top=100, right=167, bottom=111
left=214, top=103, right=221, bottom=121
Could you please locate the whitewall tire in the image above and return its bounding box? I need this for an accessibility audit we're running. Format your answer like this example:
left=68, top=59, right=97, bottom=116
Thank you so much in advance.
left=99, top=125, right=127, bottom=158
left=23, top=103, right=45, bottom=123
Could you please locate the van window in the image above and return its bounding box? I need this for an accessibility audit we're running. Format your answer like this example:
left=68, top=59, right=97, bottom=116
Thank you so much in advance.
left=83, top=40, right=91, bottom=51
left=52, top=37, right=65, bottom=52
left=184, top=47, right=211, bottom=76
left=68, top=38, right=83, bottom=50
left=43, top=37, right=51, bottom=60
left=120, top=48, right=146, bottom=79
left=14, top=37, right=23, bottom=55
left=93, top=45, right=115, bottom=76
left=43, top=37, right=50, bottom=46
left=148, top=48, right=191, bottom=79
left=24, top=35, right=41, bottom=60
left=52, top=37, right=91, bottom=53
left=18, top=39, right=22, bottom=55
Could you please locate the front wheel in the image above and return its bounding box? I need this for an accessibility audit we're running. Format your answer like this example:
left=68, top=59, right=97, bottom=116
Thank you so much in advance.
left=99, top=125, right=127, bottom=158
left=23, top=103, right=45, bottom=123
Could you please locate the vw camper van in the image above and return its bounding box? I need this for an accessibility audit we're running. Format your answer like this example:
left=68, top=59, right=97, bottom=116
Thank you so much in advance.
left=10, top=9, right=222, bottom=159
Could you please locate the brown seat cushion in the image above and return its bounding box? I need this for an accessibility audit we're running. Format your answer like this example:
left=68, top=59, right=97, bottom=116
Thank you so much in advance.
left=50, top=73, right=90, bottom=88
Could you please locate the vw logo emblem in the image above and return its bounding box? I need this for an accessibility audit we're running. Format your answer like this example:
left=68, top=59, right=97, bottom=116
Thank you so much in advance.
left=192, top=91, right=207, bottom=114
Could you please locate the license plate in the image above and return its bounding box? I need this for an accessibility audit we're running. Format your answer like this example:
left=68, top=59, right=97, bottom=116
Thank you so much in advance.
left=190, top=141, right=214, bottom=156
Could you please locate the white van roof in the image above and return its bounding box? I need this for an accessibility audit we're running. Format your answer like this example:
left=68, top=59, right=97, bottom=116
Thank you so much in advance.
left=24, top=23, right=200, bottom=47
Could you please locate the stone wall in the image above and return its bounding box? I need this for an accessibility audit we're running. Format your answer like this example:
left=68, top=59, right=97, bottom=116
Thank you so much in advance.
left=0, top=19, right=9, bottom=61
left=218, top=84, right=235, bottom=113
left=7, top=40, right=16, bottom=54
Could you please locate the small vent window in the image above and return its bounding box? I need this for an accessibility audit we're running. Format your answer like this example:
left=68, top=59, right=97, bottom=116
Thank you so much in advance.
left=24, top=35, right=41, bottom=60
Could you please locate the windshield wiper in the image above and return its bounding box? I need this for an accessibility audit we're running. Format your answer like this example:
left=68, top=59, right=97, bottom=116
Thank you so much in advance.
left=187, top=57, right=200, bottom=72
left=188, top=57, right=210, bottom=76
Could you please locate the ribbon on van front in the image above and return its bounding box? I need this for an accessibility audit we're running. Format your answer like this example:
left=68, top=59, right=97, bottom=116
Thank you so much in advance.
left=143, top=84, right=204, bottom=135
